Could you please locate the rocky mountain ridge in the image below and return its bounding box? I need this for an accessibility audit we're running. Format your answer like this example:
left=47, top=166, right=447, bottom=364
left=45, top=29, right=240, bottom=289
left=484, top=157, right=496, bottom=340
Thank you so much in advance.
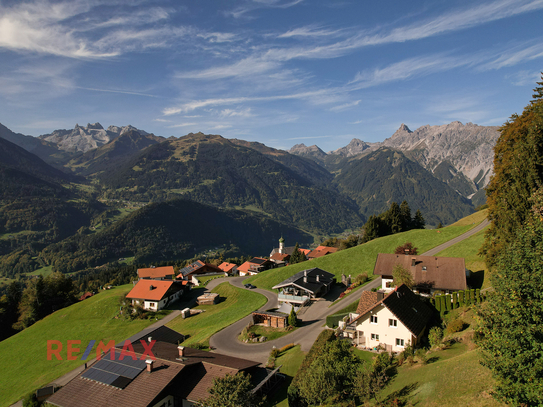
left=289, top=121, right=500, bottom=196
left=38, top=122, right=151, bottom=153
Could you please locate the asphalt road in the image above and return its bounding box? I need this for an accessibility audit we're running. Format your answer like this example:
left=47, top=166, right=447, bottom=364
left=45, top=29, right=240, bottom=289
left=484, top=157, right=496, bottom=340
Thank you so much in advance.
left=421, top=218, right=490, bottom=256
left=208, top=276, right=381, bottom=364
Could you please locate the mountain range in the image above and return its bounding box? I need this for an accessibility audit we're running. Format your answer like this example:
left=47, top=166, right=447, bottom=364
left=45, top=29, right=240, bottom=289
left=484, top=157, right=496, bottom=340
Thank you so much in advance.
left=0, top=120, right=499, bottom=275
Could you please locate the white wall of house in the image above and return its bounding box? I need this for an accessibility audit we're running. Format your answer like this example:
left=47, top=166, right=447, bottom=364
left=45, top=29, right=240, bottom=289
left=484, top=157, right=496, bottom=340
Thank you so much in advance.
left=132, top=290, right=183, bottom=312
left=381, top=277, right=394, bottom=291
left=354, top=304, right=416, bottom=352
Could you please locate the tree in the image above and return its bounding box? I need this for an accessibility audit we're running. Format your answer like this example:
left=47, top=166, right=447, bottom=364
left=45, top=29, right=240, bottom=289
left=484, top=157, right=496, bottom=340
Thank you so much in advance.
left=201, top=372, right=265, bottom=407
left=22, top=392, right=41, bottom=407
left=436, top=222, right=443, bottom=229
left=361, top=215, right=381, bottom=243
left=297, top=339, right=360, bottom=405
left=385, top=202, right=402, bottom=234
left=392, top=264, right=414, bottom=289
left=399, top=200, right=412, bottom=231
left=356, top=351, right=393, bottom=402
left=482, top=79, right=543, bottom=267
left=532, top=72, right=543, bottom=102
left=478, top=190, right=543, bottom=405
left=288, top=305, right=298, bottom=327
left=394, top=242, right=418, bottom=255
left=289, top=242, right=306, bottom=264
left=412, top=209, right=425, bottom=229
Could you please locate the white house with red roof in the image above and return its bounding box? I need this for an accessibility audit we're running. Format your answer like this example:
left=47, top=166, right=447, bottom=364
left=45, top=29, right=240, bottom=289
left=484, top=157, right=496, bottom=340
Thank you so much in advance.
left=126, top=280, right=184, bottom=311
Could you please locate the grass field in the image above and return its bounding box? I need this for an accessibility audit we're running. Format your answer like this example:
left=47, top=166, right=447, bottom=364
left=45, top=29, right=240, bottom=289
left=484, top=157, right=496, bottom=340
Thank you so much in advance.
left=436, top=226, right=491, bottom=289
left=166, top=282, right=267, bottom=347
left=246, top=220, right=483, bottom=292
left=26, top=265, right=54, bottom=277
left=379, top=342, right=503, bottom=406
left=0, top=284, right=154, bottom=407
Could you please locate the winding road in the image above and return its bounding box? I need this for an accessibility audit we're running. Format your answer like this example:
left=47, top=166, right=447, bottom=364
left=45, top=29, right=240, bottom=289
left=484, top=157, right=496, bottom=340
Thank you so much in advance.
left=207, top=218, right=491, bottom=364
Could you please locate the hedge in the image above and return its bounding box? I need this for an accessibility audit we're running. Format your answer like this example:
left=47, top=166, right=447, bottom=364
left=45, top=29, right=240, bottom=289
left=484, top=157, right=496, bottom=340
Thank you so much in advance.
left=326, top=312, right=350, bottom=329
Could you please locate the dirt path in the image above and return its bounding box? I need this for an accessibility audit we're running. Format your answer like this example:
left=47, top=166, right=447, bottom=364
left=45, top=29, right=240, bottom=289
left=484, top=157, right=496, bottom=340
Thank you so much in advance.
left=421, top=218, right=490, bottom=256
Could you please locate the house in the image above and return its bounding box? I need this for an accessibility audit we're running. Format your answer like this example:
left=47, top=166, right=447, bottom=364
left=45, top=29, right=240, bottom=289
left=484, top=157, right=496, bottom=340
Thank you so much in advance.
left=137, top=266, right=175, bottom=280
left=271, top=267, right=335, bottom=306
left=269, top=252, right=290, bottom=266
left=373, top=253, right=468, bottom=294
left=307, top=246, right=338, bottom=260
left=177, top=260, right=222, bottom=280
left=238, top=257, right=274, bottom=276
left=341, top=284, right=433, bottom=352
left=218, top=262, right=238, bottom=275
left=126, top=280, right=184, bottom=311
left=46, top=327, right=266, bottom=407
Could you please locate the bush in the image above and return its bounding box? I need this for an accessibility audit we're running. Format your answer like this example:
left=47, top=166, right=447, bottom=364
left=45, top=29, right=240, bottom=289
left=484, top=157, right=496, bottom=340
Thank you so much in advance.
left=447, top=319, right=466, bottom=334
left=355, top=273, right=368, bottom=284
left=458, top=291, right=464, bottom=306
left=428, top=326, right=443, bottom=348
left=279, top=343, right=295, bottom=353
left=445, top=294, right=452, bottom=311
left=326, top=312, right=349, bottom=328
left=452, top=292, right=458, bottom=309
left=415, top=348, right=428, bottom=365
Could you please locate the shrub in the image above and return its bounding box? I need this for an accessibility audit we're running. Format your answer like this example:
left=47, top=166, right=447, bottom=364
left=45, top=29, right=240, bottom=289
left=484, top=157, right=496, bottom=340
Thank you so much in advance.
left=445, top=294, right=452, bottom=311
left=415, top=348, right=428, bottom=365
left=452, top=292, right=458, bottom=309
left=447, top=319, right=465, bottom=334
left=355, top=273, right=369, bottom=284
left=428, top=326, right=443, bottom=348
left=458, top=291, right=464, bottom=306
left=279, top=343, right=295, bottom=353
left=270, top=348, right=280, bottom=358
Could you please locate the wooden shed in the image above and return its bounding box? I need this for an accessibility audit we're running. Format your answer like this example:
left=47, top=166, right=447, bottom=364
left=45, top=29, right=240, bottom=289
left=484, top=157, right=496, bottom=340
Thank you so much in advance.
left=252, top=311, right=288, bottom=328
left=197, top=292, right=220, bottom=305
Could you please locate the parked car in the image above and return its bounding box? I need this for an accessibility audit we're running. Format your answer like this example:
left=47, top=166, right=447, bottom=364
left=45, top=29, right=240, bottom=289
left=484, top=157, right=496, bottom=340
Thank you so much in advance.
left=244, top=284, right=256, bottom=289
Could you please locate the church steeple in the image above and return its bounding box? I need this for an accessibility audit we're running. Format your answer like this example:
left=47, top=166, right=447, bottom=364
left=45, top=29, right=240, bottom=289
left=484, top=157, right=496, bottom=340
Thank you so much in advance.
left=279, top=236, right=285, bottom=254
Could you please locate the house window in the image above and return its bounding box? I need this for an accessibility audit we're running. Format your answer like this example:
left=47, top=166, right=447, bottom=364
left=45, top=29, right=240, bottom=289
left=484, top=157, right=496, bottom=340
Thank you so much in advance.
left=396, top=338, right=405, bottom=347
left=370, top=315, right=378, bottom=324
left=371, top=333, right=380, bottom=341
left=389, top=319, right=398, bottom=327
left=149, top=302, right=155, bottom=307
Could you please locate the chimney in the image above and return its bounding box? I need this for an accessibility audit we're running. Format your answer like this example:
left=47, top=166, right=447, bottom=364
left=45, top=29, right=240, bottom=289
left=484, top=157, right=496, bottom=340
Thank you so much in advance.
left=178, top=346, right=185, bottom=357
left=316, top=275, right=320, bottom=282
left=404, top=249, right=409, bottom=255
left=146, top=358, right=154, bottom=373
left=148, top=336, right=152, bottom=343
left=377, top=292, right=384, bottom=301
left=411, top=258, right=416, bottom=267
left=304, top=270, right=307, bottom=277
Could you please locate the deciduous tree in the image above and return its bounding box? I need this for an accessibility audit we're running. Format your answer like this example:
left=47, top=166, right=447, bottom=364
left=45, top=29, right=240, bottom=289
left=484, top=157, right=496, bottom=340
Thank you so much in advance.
left=201, top=372, right=265, bottom=407
left=392, top=264, right=414, bottom=289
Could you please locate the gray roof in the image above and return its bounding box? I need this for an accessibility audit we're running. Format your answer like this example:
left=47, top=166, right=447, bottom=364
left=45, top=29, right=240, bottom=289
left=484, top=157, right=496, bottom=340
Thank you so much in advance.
left=272, top=267, right=335, bottom=293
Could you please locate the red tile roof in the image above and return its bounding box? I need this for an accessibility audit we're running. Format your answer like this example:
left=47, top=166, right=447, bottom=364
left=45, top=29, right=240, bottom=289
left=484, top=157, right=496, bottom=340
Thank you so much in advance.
left=307, top=246, right=338, bottom=258
left=270, top=253, right=290, bottom=261
left=126, top=280, right=176, bottom=301
left=218, top=262, right=237, bottom=272
left=137, top=266, right=175, bottom=279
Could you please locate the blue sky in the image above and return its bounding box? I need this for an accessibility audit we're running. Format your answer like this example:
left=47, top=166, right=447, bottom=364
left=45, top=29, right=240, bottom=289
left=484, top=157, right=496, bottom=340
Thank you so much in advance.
left=0, top=0, right=542, bottom=152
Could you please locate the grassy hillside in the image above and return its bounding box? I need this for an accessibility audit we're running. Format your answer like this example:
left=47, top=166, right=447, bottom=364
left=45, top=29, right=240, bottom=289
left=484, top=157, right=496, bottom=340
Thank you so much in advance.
left=246, top=220, right=483, bottom=291
left=166, top=282, right=267, bottom=347
left=0, top=284, right=154, bottom=407
left=380, top=342, right=503, bottom=406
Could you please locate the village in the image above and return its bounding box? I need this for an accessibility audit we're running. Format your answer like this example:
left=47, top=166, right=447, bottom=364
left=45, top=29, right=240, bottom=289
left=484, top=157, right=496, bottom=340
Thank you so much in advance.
left=41, top=229, right=486, bottom=407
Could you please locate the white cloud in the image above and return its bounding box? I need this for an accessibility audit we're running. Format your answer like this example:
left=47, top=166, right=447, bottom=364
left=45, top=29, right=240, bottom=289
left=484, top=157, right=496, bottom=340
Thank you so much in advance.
left=277, top=25, right=343, bottom=39
left=478, top=42, right=543, bottom=70
left=228, top=0, right=304, bottom=19
left=507, top=70, right=542, bottom=86
left=329, top=100, right=361, bottom=112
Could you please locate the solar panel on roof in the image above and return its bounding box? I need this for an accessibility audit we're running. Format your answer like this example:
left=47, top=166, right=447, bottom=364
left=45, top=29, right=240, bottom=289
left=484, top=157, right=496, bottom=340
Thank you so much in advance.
left=80, top=351, right=147, bottom=389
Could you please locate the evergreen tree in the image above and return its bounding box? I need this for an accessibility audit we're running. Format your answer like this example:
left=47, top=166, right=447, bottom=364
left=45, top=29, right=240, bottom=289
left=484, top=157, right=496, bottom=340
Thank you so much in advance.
left=399, top=200, right=412, bottom=231
left=289, top=242, right=306, bottom=264
left=482, top=78, right=543, bottom=266
left=361, top=215, right=381, bottom=243
left=413, top=209, right=425, bottom=229
left=436, top=222, right=443, bottom=229
left=478, top=190, right=543, bottom=405
left=385, top=202, right=402, bottom=234
left=532, top=72, right=543, bottom=102
left=288, top=306, right=298, bottom=327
